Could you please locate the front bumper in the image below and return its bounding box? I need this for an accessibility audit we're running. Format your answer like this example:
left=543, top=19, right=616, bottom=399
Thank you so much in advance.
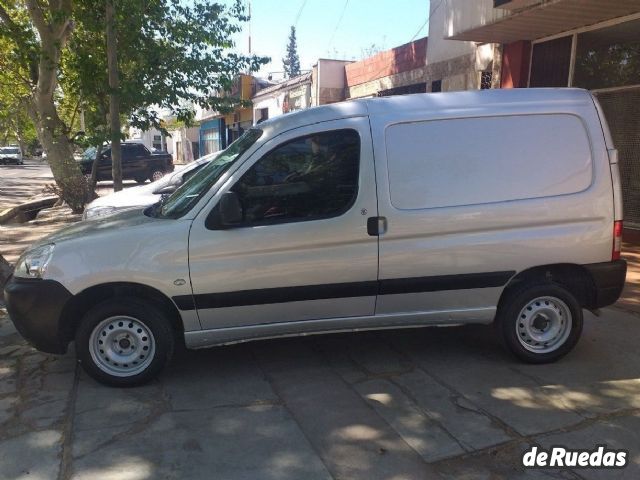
left=3, top=276, right=72, bottom=354
left=584, top=260, right=627, bottom=308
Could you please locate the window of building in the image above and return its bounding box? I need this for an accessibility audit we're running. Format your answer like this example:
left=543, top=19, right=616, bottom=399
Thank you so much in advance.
left=529, top=36, right=572, bottom=87
left=431, top=80, right=442, bottom=92
left=573, top=18, right=640, bottom=91
left=202, top=128, right=220, bottom=155
left=152, top=135, right=163, bottom=151
left=378, top=83, right=427, bottom=96
left=231, top=129, right=360, bottom=226
left=480, top=71, right=493, bottom=89
left=175, top=141, right=183, bottom=163
left=257, top=108, right=269, bottom=123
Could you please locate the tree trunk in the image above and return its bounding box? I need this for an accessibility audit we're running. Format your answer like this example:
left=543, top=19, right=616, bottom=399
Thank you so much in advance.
left=30, top=80, right=89, bottom=214
left=0, top=254, right=12, bottom=302
left=106, top=0, right=123, bottom=192
left=25, top=1, right=89, bottom=213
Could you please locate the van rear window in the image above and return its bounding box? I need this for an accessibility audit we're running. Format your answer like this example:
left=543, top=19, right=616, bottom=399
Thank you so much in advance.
left=385, top=114, right=593, bottom=210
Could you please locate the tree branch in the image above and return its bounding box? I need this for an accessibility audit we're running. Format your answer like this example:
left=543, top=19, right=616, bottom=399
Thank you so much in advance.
left=0, top=3, right=20, bottom=31
left=24, top=0, right=48, bottom=37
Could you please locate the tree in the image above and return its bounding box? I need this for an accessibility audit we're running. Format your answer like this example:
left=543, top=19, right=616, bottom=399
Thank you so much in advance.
left=283, top=26, right=301, bottom=78
left=105, top=0, right=122, bottom=191
left=1, top=0, right=268, bottom=211
left=0, top=0, right=89, bottom=213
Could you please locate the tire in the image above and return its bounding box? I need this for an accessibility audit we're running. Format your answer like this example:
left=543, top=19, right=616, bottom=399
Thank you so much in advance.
left=75, top=298, right=175, bottom=387
left=134, top=176, right=147, bottom=184
left=496, top=283, right=583, bottom=364
left=150, top=169, right=165, bottom=182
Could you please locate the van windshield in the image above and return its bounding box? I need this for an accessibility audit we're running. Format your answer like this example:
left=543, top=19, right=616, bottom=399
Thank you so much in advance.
left=155, top=129, right=263, bottom=219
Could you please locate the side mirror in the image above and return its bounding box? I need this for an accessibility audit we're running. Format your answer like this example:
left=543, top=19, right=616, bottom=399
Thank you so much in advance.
left=153, top=185, right=177, bottom=195
left=218, top=191, right=243, bottom=226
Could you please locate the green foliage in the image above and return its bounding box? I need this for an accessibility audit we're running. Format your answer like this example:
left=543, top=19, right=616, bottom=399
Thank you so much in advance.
left=62, top=0, right=268, bottom=145
left=0, top=0, right=269, bottom=151
left=283, top=26, right=301, bottom=78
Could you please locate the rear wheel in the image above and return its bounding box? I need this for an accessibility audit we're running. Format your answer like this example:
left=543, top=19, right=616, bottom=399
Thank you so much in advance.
left=496, top=283, right=583, bottom=363
left=75, top=298, right=175, bottom=387
left=134, top=175, right=147, bottom=184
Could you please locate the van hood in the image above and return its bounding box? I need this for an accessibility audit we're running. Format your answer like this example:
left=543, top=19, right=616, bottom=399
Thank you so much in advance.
left=37, top=207, right=158, bottom=246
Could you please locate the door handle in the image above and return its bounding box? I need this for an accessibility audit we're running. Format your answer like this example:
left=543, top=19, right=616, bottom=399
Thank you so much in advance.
left=367, top=216, right=387, bottom=236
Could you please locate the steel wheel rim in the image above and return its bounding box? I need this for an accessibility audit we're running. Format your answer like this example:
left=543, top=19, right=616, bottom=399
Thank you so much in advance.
left=516, top=296, right=572, bottom=353
left=151, top=171, right=164, bottom=182
left=89, top=316, right=156, bottom=377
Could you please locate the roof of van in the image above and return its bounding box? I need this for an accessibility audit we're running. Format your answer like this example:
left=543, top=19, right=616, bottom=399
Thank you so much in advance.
left=256, top=88, right=594, bottom=136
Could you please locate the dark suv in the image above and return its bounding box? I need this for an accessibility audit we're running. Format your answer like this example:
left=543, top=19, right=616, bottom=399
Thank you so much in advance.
left=79, top=143, right=174, bottom=184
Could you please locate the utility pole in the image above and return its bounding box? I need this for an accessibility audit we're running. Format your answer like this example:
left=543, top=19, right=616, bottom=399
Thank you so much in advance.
left=106, top=0, right=123, bottom=191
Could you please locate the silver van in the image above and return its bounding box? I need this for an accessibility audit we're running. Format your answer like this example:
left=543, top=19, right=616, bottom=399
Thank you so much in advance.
left=4, top=89, right=627, bottom=386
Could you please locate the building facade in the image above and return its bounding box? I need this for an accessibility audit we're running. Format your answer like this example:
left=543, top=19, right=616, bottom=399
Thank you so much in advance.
left=252, top=72, right=313, bottom=124
left=168, top=127, right=200, bottom=164
left=345, top=37, right=428, bottom=98
left=128, top=127, right=168, bottom=152
left=443, top=0, right=640, bottom=229
left=424, top=0, right=503, bottom=92
left=251, top=59, right=352, bottom=124
left=198, top=75, right=272, bottom=155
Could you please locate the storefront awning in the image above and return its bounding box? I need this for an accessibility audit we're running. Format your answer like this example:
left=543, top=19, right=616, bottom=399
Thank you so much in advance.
left=449, top=0, right=640, bottom=44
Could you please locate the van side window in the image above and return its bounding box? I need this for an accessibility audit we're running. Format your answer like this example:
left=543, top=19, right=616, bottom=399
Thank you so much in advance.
left=232, top=129, right=360, bottom=226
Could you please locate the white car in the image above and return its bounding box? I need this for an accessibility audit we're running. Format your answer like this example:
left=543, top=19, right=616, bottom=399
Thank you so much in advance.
left=82, top=153, right=215, bottom=220
left=0, top=146, right=23, bottom=165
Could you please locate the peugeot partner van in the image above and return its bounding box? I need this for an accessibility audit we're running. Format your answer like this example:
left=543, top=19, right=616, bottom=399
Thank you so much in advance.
left=4, top=89, right=627, bottom=386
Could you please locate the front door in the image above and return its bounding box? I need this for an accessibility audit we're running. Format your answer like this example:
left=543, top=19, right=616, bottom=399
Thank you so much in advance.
left=188, top=117, right=379, bottom=331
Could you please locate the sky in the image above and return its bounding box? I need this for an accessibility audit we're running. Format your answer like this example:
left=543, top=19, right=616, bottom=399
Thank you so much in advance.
left=233, top=0, right=431, bottom=79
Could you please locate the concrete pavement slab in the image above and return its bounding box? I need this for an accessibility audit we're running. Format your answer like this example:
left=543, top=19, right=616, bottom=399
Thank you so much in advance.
left=316, top=333, right=514, bottom=452
left=392, top=370, right=513, bottom=452
left=355, top=378, right=467, bottom=462
left=0, top=430, right=62, bottom=480
left=71, top=405, right=332, bottom=480
left=432, top=441, right=567, bottom=480
left=390, top=325, right=586, bottom=436
left=254, top=340, right=440, bottom=480
left=537, top=413, right=640, bottom=480
left=163, top=347, right=278, bottom=410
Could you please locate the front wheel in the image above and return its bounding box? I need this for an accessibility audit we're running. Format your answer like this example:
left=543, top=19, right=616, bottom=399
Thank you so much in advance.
left=75, top=298, right=175, bottom=387
left=496, top=283, right=583, bottom=363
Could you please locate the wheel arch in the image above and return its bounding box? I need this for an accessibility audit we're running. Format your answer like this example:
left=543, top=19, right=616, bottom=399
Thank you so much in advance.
left=59, top=282, right=185, bottom=346
left=498, top=263, right=598, bottom=313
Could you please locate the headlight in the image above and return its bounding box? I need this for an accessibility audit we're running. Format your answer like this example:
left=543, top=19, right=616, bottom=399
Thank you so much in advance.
left=83, top=206, right=116, bottom=220
left=14, top=244, right=55, bottom=279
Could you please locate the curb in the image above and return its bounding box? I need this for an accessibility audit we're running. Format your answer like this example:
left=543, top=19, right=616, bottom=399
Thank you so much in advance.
left=0, top=196, right=58, bottom=225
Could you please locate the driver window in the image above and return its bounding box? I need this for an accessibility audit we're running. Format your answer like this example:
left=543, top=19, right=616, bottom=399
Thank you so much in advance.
left=232, top=129, right=360, bottom=226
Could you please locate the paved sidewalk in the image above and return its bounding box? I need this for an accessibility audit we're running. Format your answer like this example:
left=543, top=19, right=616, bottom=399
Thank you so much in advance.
left=1, top=306, right=639, bottom=479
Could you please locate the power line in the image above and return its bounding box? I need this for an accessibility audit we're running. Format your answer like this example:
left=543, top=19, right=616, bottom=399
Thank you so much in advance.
left=326, top=0, right=349, bottom=53
left=410, top=0, right=444, bottom=42
left=294, top=0, right=308, bottom=27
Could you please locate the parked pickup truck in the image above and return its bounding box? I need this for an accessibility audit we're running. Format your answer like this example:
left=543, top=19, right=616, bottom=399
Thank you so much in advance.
left=79, top=142, right=174, bottom=184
